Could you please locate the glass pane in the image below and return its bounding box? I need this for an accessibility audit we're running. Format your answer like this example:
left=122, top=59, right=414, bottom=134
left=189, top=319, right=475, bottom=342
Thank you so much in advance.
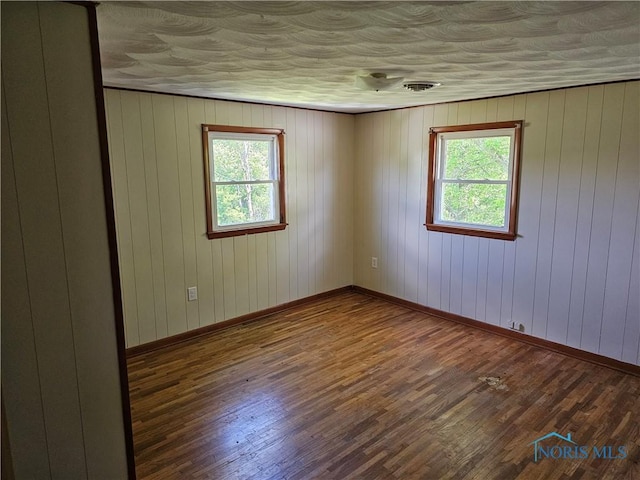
left=440, top=182, right=507, bottom=227
left=215, top=183, right=275, bottom=227
left=443, top=136, right=510, bottom=180
left=212, top=139, right=272, bottom=182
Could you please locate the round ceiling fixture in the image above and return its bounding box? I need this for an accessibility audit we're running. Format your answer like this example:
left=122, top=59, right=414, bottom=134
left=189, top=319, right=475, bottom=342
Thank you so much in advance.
left=403, top=81, right=441, bottom=92
left=355, top=72, right=404, bottom=92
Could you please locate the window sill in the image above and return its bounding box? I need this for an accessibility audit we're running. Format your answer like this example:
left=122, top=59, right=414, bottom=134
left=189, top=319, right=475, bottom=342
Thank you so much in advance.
left=207, top=223, right=287, bottom=239
left=425, top=223, right=517, bottom=241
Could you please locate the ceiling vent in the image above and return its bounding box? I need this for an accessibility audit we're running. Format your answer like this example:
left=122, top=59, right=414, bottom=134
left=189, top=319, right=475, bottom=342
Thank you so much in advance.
left=403, top=81, right=441, bottom=92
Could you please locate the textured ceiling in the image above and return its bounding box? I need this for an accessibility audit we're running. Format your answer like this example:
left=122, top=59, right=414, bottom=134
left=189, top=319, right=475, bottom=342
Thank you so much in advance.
left=97, top=1, right=640, bottom=113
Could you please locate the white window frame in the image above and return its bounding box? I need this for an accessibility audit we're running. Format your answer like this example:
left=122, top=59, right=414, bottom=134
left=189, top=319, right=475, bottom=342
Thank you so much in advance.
left=426, top=121, right=522, bottom=241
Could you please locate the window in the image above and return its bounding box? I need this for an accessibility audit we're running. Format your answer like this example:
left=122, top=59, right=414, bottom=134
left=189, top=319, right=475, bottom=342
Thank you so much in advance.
left=202, top=125, right=286, bottom=239
left=426, top=121, right=522, bottom=240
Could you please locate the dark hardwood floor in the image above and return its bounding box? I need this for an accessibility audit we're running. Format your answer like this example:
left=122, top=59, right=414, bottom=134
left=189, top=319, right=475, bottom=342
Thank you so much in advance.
left=127, top=291, right=640, bottom=479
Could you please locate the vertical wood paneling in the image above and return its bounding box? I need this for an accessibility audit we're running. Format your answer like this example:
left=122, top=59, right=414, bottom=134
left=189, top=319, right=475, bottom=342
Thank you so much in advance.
left=253, top=232, right=267, bottom=311
left=532, top=90, right=565, bottom=338
left=233, top=235, right=250, bottom=317
left=221, top=237, right=237, bottom=320
left=371, top=112, right=385, bottom=292
left=461, top=237, right=478, bottom=319
left=441, top=234, right=453, bottom=313
left=342, top=113, right=355, bottom=285
left=3, top=3, right=129, bottom=477
left=485, top=240, right=504, bottom=327
left=121, top=91, right=156, bottom=344
left=307, top=110, right=317, bottom=294
left=512, top=92, right=549, bottom=334
left=295, top=110, right=310, bottom=298
left=153, top=94, right=188, bottom=336
left=379, top=113, right=391, bottom=293
left=581, top=84, right=626, bottom=354
left=313, top=112, right=326, bottom=292
left=107, top=91, right=354, bottom=346
left=546, top=88, right=589, bottom=344
left=267, top=232, right=278, bottom=306
left=387, top=111, right=402, bottom=296
left=449, top=235, right=464, bottom=315
left=1, top=84, right=51, bottom=479
left=397, top=110, right=410, bottom=298
left=140, top=93, right=169, bottom=338
left=174, top=97, right=199, bottom=330
left=335, top=114, right=347, bottom=287
left=566, top=86, right=604, bottom=348
left=187, top=97, right=215, bottom=326
left=2, top=3, right=87, bottom=474
left=354, top=81, right=640, bottom=365
left=417, top=106, right=434, bottom=306
left=39, top=4, right=129, bottom=475
left=106, top=91, right=140, bottom=346
left=599, top=82, right=640, bottom=359
left=211, top=240, right=226, bottom=321
left=404, top=108, right=423, bottom=302
left=323, top=113, right=335, bottom=289
left=286, top=108, right=299, bottom=300
left=353, top=113, right=367, bottom=286
left=475, top=239, right=490, bottom=322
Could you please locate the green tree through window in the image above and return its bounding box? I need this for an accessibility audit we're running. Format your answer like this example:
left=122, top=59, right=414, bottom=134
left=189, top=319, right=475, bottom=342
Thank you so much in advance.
left=202, top=125, right=286, bottom=239
left=441, top=136, right=510, bottom=227
left=426, top=121, right=522, bottom=240
left=212, top=139, right=273, bottom=226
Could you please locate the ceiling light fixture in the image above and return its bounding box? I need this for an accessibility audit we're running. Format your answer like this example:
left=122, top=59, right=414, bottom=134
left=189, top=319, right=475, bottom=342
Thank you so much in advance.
left=355, top=72, right=404, bottom=92
left=403, top=81, right=441, bottom=92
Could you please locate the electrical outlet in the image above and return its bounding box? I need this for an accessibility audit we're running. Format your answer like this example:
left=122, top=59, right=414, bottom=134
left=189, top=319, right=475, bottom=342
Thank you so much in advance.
left=371, top=257, right=378, bottom=268
left=187, top=286, right=198, bottom=301
left=509, top=321, right=525, bottom=333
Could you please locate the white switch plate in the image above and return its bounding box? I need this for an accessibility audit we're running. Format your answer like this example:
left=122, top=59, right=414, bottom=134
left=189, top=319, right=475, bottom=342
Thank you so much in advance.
left=371, top=257, right=378, bottom=268
left=187, top=286, right=198, bottom=301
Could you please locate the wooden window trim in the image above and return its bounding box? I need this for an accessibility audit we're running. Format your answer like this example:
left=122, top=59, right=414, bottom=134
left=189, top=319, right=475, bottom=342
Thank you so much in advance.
left=426, top=120, right=523, bottom=241
left=202, top=124, right=287, bottom=239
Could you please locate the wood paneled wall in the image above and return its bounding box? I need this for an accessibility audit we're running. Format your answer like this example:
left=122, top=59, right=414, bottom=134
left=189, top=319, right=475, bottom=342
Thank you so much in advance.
left=1, top=2, right=129, bottom=478
left=354, top=82, right=640, bottom=365
left=105, top=90, right=354, bottom=347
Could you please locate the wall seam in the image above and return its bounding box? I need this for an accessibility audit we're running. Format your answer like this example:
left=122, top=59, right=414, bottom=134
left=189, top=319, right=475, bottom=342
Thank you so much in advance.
left=596, top=86, right=625, bottom=356
left=36, top=3, right=89, bottom=475
left=2, top=77, right=53, bottom=479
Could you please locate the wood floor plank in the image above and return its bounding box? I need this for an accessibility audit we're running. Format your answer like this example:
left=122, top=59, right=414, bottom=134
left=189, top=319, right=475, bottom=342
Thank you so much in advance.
left=128, top=292, right=640, bottom=479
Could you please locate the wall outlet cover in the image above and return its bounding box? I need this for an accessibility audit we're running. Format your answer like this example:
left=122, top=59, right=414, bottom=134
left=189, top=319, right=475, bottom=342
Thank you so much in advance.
left=188, top=286, right=198, bottom=301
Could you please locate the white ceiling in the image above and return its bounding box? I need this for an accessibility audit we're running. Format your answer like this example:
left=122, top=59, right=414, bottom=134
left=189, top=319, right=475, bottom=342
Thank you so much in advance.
left=97, top=1, right=640, bottom=113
